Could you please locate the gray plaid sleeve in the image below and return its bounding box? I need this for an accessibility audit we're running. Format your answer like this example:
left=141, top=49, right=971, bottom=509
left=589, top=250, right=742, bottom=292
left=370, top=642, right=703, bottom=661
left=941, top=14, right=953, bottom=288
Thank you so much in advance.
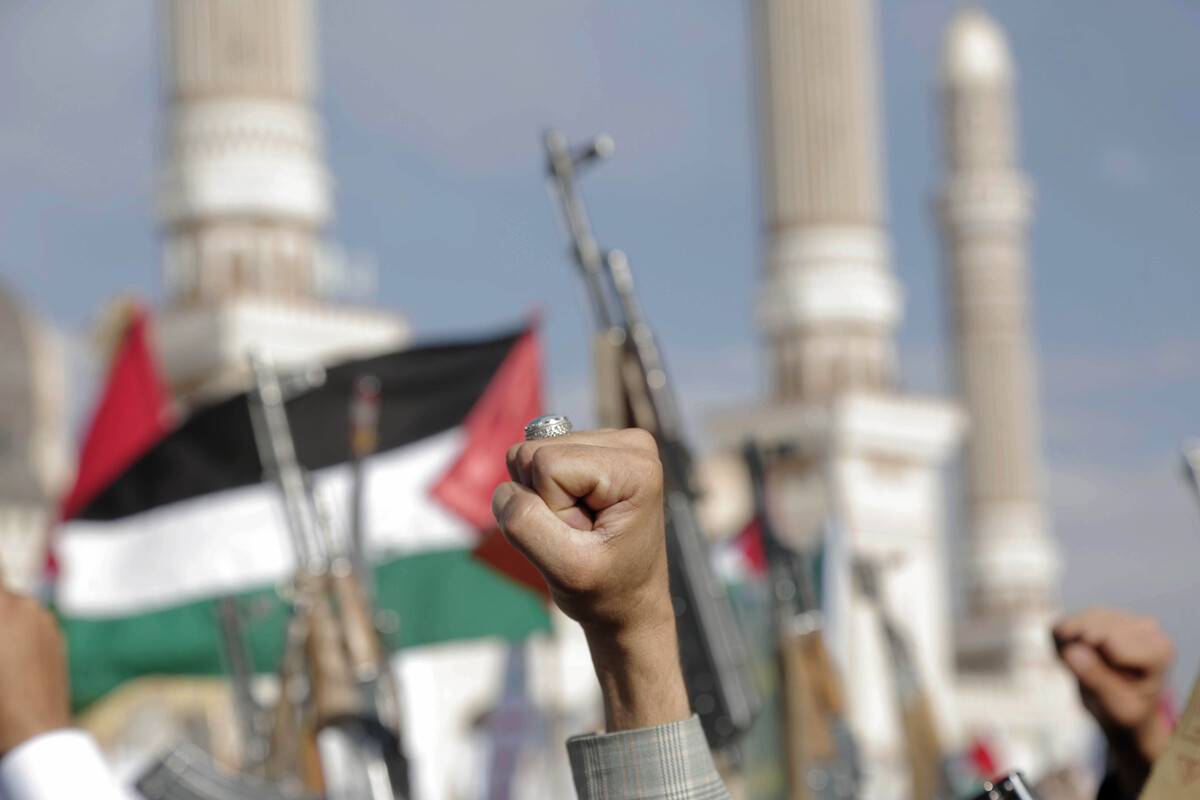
left=566, top=715, right=732, bottom=800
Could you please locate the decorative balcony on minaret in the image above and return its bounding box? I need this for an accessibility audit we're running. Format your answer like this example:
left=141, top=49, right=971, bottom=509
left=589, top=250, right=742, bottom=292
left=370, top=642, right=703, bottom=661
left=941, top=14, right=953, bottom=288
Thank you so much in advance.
left=160, top=0, right=328, bottom=304
left=154, top=0, right=407, bottom=400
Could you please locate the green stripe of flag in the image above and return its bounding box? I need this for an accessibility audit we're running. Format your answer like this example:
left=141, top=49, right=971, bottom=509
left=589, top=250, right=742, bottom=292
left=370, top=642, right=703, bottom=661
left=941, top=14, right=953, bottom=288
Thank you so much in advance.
left=60, top=549, right=551, bottom=710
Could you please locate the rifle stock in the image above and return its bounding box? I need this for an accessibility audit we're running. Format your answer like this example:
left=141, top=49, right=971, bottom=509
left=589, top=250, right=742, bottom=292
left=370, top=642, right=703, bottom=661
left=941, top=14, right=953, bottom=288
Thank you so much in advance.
left=901, top=693, right=943, bottom=800
left=853, top=559, right=949, bottom=800
left=328, top=569, right=384, bottom=681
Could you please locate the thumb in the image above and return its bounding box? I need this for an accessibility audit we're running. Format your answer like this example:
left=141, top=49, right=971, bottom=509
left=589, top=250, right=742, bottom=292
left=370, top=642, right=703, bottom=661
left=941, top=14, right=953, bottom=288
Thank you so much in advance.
left=492, top=482, right=579, bottom=579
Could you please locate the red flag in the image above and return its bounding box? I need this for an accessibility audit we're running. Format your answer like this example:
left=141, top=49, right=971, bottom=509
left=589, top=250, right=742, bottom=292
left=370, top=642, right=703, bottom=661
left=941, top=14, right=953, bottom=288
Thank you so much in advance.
left=733, top=515, right=768, bottom=576
left=967, top=737, right=1000, bottom=781
left=431, top=328, right=549, bottom=598
left=58, top=307, right=175, bottom=523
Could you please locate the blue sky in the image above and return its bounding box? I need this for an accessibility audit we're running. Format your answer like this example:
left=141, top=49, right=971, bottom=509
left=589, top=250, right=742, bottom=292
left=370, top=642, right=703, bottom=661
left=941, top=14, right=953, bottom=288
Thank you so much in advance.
left=2, top=1, right=1199, bottom=693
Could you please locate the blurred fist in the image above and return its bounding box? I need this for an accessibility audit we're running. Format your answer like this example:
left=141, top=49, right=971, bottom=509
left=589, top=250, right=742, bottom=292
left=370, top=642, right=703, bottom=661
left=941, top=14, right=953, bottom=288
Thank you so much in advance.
left=0, top=584, right=71, bottom=755
left=493, top=428, right=668, bottom=634
left=1053, top=608, right=1173, bottom=766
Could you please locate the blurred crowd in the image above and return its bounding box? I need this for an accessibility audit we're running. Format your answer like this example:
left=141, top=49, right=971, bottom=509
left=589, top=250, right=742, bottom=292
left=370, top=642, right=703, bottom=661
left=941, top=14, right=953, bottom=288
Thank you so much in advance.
left=0, top=430, right=1183, bottom=800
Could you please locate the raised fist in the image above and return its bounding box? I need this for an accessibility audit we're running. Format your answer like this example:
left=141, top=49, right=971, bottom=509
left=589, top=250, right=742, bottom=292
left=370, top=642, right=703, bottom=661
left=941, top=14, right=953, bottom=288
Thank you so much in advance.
left=1053, top=607, right=1174, bottom=794
left=493, top=427, right=668, bottom=635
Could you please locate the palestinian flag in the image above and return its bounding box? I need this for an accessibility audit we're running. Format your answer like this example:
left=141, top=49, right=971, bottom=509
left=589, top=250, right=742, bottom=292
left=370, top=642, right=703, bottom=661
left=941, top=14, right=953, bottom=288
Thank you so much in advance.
left=54, top=312, right=550, bottom=709
left=716, top=516, right=768, bottom=582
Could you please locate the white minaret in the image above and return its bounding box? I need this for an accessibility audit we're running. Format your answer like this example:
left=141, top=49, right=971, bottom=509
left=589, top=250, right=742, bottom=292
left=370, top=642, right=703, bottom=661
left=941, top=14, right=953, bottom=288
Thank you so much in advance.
left=938, top=6, right=1059, bottom=651
left=160, top=0, right=328, bottom=304
left=756, top=0, right=903, bottom=403
left=733, top=3, right=964, bottom=797
left=155, top=0, right=406, bottom=399
left=939, top=8, right=1089, bottom=776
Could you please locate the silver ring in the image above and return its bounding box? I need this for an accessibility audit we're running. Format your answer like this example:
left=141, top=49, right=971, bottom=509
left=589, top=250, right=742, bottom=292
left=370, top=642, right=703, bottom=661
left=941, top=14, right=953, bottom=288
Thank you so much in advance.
left=524, top=414, right=574, bottom=441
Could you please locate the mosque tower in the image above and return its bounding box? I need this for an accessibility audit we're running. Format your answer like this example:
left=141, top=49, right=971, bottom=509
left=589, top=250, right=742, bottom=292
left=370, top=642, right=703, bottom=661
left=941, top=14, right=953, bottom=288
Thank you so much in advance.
left=938, top=4, right=1059, bottom=642
left=159, top=0, right=327, bottom=305
left=938, top=7, right=1088, bottom=774
left=712, top=1, right=963, bottom=796
left=154, top=0, right=407, bottom=399
left=756, top=0, right=902, bottom=403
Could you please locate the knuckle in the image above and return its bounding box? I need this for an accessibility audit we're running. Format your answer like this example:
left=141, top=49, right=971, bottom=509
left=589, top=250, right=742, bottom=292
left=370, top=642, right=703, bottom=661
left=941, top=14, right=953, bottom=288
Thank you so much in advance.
left=632, top=450, right=663, bottom=481
left=516, top=442, right=538, bottom=470
left=625, top=428, right=657, bottom=452
left=505, top=443, right=523, bottom=467
left=530, top=445, right=559, bottom=476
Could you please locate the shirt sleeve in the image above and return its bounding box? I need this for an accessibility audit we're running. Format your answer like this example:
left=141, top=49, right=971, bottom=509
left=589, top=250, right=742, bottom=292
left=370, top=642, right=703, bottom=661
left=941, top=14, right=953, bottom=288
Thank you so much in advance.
left=566, top=715, right=731, bottom=800
left=0, top=729, right=133, bottom=800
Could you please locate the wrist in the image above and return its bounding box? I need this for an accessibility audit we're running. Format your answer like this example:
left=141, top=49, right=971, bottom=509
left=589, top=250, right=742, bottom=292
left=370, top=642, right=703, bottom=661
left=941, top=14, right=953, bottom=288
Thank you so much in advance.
left=0, top=719, right=71, bottom=758
left=583, top=603, right=690, bottom=732
left=1106, top=710, right=1173, bottom=795
left=1130, top=709, right=1173, bottom=764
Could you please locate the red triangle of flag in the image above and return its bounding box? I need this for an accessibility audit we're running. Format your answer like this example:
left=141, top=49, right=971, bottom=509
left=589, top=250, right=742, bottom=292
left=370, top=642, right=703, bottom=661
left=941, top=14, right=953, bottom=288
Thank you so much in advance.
left=430, top=328, right=550, bottom=598
left=967, top=736, right=1000, bottom=780
left=58, top=307, right=175, bottom=523
left=734, top=515, right=768, bottom=576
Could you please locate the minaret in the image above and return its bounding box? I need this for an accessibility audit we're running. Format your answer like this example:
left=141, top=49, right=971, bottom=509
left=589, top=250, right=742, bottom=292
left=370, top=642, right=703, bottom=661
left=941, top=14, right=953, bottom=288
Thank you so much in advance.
left=153, top=0, right=406, bottom=399
left=937, top=8, right=1059, bottom=636
left=756, top=0, right=903, bottom=403
left=742, top=3, right=965, bottom=797
left=159, top=0, right=329, bottom=305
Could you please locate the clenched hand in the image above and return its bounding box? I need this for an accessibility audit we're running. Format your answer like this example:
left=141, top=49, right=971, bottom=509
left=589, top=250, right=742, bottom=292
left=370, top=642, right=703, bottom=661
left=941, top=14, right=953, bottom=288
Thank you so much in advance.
left=492, top=428, right=688, bottom=731
left=1053, top=607, right=1174, bottom=795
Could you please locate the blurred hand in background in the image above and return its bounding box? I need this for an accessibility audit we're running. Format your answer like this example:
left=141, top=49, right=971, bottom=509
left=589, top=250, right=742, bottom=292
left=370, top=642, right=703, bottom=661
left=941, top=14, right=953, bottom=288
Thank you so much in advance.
left=1054, top=607, right=1175, bottom=796
left=0, top=578, right=71, bottom=756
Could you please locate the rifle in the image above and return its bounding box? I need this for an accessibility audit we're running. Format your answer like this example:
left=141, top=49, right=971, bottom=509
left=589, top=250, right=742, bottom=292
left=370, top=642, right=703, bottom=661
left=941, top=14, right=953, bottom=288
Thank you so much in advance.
left=138, top=740, right=321, bottom=800
left=246, top=357, right=406, bottom=800
left=216, top=595, right=270, bottom=772
left=344, top=373, right=407, bottom=758
left=543, top=130, right=760, bottom=751
left=968, top=772, right=1040, bottom=800
left=742, top=442, right=859, bottom=799
left=853, top=558, right=951, bottom=800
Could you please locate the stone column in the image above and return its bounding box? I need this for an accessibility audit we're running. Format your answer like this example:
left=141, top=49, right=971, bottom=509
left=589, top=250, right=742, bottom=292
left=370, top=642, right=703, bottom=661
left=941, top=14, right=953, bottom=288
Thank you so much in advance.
left=937, top=9, right=1059, bottom=629
left=754, top=0, right=902, bottom=403
left=159, top=0, right=330, bottom=306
